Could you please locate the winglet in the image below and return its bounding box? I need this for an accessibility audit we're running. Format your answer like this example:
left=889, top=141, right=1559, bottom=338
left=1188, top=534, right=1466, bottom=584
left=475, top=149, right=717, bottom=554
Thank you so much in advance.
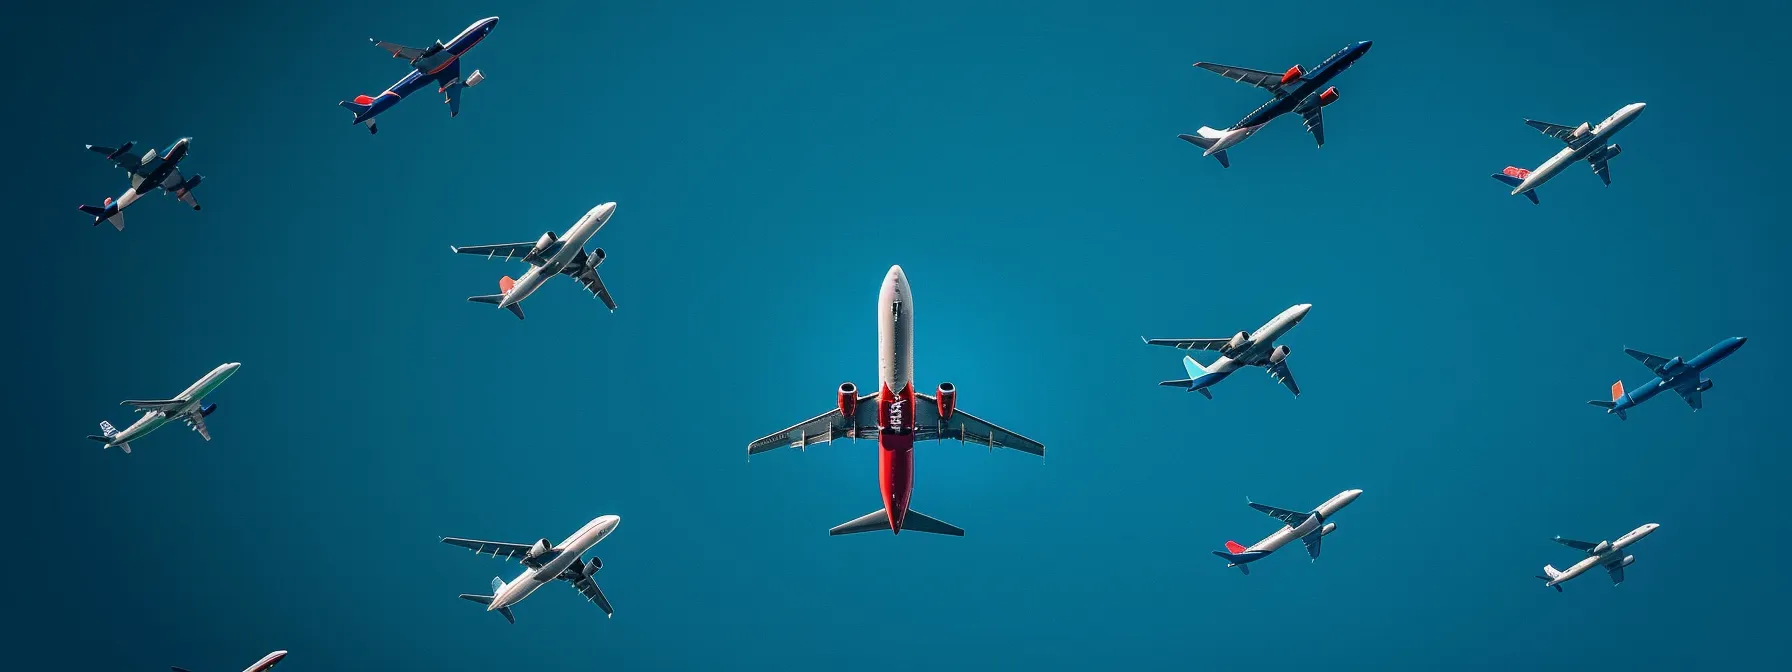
left=1224, top=540, right=1248, bottom=554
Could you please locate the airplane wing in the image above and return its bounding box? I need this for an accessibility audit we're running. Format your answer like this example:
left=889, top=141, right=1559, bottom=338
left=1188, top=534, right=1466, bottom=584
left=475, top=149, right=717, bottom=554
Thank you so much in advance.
left=451, top=242, right=561, bottom=264
left=87, top=144, right=144, bottom=171
left=1623, top=348, right=1673, bottom=374
left=561, top=250, right=617, bottom=310
left=122, top=399, right=188, bottom=412
left=184, top=410, right=211, bottom=441
left=747, top=396, right=880, bottom=454
left=569, top=575, right=614, bottom=616
left=1525, top=119, right=1583, bottom=144
left=1299, top=104, right=1325, bottom=148
left=1248, top=501, right=1310, bottom=527
left=1142, top=337, right=1231, bottom=352
left=436, top=58, right=464, bottom=117
left=913, top=394, right=1046, bottom=457
left=1300, top=528, right=1323, bottom=559
left=440, top=537, right=564, bottom=567
left=1588, top=151, right=1613, bottom=186
left=372, top=39, right=425, bottom=61
left=1265, top=360, right=1300, bottom=397
left=159, top=168, right=201, bottom=210
left=1193, top=62, right=1289, bottom=96
left=1606, top=562, right=1625, bottom=585
left=1673, top=382, right=1703, bottom=411
left=1553, top=536, right=1599, bottom=553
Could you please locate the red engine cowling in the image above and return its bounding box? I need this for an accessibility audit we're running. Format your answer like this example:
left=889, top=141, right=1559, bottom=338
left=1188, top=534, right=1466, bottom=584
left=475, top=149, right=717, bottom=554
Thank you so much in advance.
left=837, top=382, right=858, bottom=417
left=935, top=382, right=957, bottom=422
left=1280, top=65, right=1305, bottom=85
left=1318, top=86, right=1339, bottom=106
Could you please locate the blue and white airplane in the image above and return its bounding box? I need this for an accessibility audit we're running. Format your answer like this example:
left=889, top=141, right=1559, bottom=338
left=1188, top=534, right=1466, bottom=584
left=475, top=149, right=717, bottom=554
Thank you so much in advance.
left=1144, top=304, right=1310, bottom=399
left=1178, top=41, right=1373, bottom=167
left=76, top=138, right=203, bottom=230
left=1212, top=490, right=1361, bottom=575
left=337, top=17, right=498, bottom=134
left=1589, top=337, right=1746, bottom=419
left=86, top=363, right=239, bottom=454
left=1491, top=102, right=1646, bottom=204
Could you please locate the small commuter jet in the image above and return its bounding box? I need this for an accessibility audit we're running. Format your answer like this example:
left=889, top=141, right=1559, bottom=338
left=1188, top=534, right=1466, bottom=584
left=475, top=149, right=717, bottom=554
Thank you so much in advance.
left=1537, top=523, right=1659, bottom=591
left=1491, top=102, right=1646, bottom=204
left=172, top=650, right=288, bottom=672
left=451, top=202, right=619, bottom=319
left=748, top=265, right=1044, bottom=537
left=86, top=363, right=240, bottom=454
left=443, top=515, right=620, bottom=622
left=1144, top=303, right=1310, bottom=399
left=77, top=138, right=204, bottom=230
left=1589, top=337, right=1746, bottom=419
left=1212, top=490, right=1361, bottom=574
left=337, top=17, right=498, bottom=134
left=1179, top=41, right=1373, bottom=167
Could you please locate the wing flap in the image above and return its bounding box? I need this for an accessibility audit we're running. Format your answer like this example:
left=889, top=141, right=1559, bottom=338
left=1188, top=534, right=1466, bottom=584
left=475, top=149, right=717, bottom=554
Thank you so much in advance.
left=912, top=396, right=1046, bottom=456
left=1553, top=536, right=1599, bottom=553
left=373, top=39, right=425, bottom=61
left=122, top=399, right=187, bottom=411
left=451, top=242, right=549, bottom=264
left=1266, top=360, right=1300, bottom=397
left=1299, top=105, right=1325, bottom=148
left=1248, top=501, right=1309, bottom=526
left=1142, top=337, right=1231, bottom=352
left=1623, top=348, right=1673, bottom=374
left=440, top=537, right=546, bottom=564
left=1193, top=62, right=1289, bottom=95
left=1300, top=529, right=1323, bottom=559
left=572, top=576, right=614, bottom=616
left=747, top=396, right=879, bottom=455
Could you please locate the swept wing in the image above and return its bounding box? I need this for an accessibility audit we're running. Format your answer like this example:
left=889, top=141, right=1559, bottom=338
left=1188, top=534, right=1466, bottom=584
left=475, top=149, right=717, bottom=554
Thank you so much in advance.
left=913, top=393, right=1046, bottom=456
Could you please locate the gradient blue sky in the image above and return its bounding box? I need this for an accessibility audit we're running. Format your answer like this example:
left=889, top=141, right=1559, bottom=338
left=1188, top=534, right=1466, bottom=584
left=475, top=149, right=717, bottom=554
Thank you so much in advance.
left=5, top=1, right=1789, bottom=669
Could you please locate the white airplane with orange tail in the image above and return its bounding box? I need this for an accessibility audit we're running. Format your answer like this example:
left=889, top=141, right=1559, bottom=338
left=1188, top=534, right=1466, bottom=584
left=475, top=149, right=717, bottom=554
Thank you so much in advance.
left=1490, top=102, right=1645, bottom=204
left=451, top=202, right=618, bottom=319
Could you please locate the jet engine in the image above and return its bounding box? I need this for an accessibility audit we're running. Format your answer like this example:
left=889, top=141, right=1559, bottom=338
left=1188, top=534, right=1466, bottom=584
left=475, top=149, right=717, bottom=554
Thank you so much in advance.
left=1618, top=555, right=1635, bottom=568
left=530, top=231, right=558, bottom=257
left=1604, top=144, right=1622, bottom=159
left=1591, top=540, right=1612, bottom=555
left=1570, top=121, right=1591, bottom=138
left=465, top=69, right=486, bottom=87
left=585, top=557, right=602, bottom=575
left=936, top=382, right=957, bottom=422
left=590, top=248, right=607, bottom=266
left=1696, top=380, right=1713, bottom=392
left=1320, top=522, right=1338, bottom=536
left=1318, top=86, right=1340, bottom=106
left=1270, top=345, right=1291, bottom=364
left=1225, top=331, right=1250, bottom=353
left=1280, top=65, right=1305, bottom=84
left=527, top=538, right=553, bottom=560
left=838, top=382, right=858, bottom=417
left=200, top=403, right=217, bottom=417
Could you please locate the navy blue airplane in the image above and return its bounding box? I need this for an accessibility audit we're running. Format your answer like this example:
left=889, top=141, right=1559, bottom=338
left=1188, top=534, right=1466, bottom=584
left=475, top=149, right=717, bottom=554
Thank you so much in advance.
left=337, top=17, right=498, bottom=134
left=1178, top=41, right=1373, bottom=168
left=1589, top=337, right=1747, bottom=419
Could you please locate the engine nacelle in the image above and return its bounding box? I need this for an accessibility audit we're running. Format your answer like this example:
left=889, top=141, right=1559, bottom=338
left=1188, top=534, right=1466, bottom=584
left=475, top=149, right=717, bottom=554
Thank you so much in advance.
left=531, top=231, right=558, bottom=257
left=1696, top=379, right=1713, bottom=392
left=1318, top=86, right=1339, bottom=107
left=585, top=557, right=602, bottom=575
left=1619, top=554, right=1635, bottom=568
left=1591, top=540, right=1612, bottom=555
left=1280, top=64, right=1305, bottom=84
left=465, top=69, right=486, bottom=87
left=1605, top=144, right=1622, bottom=159
left=181, top=174, right=204, bottom=192
left=1225, top=331, right=1250, bottom=353
left=935, top=382, right=957, bottom=422
left=527, top=538, right=553, bottom=559
left=1270, top=345, right=1291, bottom=364
left=1320, top=521, right=1337, bottom=536
left=838, top=382, right=858, bottom=417
left=590, top=248, right=607, bottom=266
left=200, top=403, right=217, bottom=417
left=1571, top=121, right=1591, bottom=138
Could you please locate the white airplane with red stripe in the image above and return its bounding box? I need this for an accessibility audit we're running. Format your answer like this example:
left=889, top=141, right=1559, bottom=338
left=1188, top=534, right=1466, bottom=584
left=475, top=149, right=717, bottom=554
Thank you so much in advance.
left=748, top=265, right=1044, bottom=536
left=451, top=202, right=618, bottom=319
left=171, top=649, right=287, bottom=672
left=1212, top=489, right=1361, bottom=574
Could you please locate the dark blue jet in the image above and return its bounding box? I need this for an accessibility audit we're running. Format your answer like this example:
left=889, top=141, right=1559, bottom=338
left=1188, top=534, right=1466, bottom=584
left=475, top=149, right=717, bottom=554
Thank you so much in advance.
left=1178, top=41, right=1373, bottom=168
left=1589, top=337, right=1747, bottom=419
left=337, top=17, right=498, bottom=134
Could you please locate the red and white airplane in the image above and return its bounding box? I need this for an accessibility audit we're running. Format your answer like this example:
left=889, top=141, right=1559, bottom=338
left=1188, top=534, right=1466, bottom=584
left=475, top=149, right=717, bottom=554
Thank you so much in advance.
left=748, top=265, right=1044, bottom=536
left=172, top=650, right=287, bottom=672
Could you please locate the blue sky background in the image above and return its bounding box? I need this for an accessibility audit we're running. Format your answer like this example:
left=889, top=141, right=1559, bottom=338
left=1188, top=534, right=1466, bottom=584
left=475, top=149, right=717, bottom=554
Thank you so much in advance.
left=5, top=0, right=1789, bottom=669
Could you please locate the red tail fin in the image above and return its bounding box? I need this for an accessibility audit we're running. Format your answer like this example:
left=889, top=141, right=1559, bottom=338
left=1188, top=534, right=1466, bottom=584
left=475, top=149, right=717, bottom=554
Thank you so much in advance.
left=1610, top=381, right=1625, bottom=402
left=1224, top=540, right=1248, bottom=555
left=354, top=94, right=375, bottom=105
left=499, top=276, right=516, bottom=293
left=1503, top=166, right=1531, bottom=179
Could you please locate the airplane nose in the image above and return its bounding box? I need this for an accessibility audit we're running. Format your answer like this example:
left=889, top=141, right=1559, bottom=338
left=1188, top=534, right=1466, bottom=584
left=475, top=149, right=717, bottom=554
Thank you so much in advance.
left=1359, top=40, right=1373, bottom=52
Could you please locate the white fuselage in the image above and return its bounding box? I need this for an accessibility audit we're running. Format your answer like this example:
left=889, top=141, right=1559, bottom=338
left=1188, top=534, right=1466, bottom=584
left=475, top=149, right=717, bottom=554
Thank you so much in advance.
left=489, top=515, right=620, bottom=611
left=1513, top=103, right=1645, bottom=195
left=1547, top=523, right=1659, bottom=586
left=1207, top=303, right=1311, bottom=374
left=500, top=202, right=615, bottom=309
left=879, top=265, right=915, bottom=395
left=1204, top=122, right=1267, bottom=156
left=109, top=362, right=240, bottom=446
left=1246, top=489, right=1360, bottom=553
left=242, top=650, right=289, bottom=672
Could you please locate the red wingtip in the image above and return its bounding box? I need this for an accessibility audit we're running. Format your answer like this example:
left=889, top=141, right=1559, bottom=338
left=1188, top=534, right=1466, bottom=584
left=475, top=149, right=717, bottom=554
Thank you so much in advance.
left=1225, top=540, right=1247, bottom=554
left=1503, top=166, right=1531, bottom=179
left=499, top=276, right=516, bottom=293
left=1610, top=380, right=1625, bottom=401
left=354, top=94, right=375, bottom=105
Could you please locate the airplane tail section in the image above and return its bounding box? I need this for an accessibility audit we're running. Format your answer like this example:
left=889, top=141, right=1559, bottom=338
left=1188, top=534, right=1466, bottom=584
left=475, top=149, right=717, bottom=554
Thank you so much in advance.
left=1490, top=167, right=1540, bottom=204
left=900, top=509, right=965, bottom=536
left=467, top=294, right=525, bottom=320
left=1211, top=541, right=1255, bottom=575
left=828, top=508, right=966, bottom=536
left=1536, top=564, right=1565, bottom=592
left=1587, top=381, right=1627, bottom=420
left=1177, top=127, right=1231, bottom=168
left=87, top=421, right=130, bottom=454
left=457, top=593, right=515, bottom=624
left=77, top=198, right=125, bottom=230
left=338, top=95, right=379, bottom=134
left=1181, top=356, right=1217, bottom=399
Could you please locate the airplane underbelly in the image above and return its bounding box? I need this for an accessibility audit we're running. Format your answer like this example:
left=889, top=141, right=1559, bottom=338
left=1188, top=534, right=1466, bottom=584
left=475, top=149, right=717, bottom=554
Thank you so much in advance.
left=879, top=430, right=915, bottom=528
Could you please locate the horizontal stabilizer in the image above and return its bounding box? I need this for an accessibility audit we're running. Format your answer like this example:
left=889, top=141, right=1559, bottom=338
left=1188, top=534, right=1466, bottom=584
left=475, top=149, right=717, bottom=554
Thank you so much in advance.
left=458, top=593, right=515, bottom=624
left=900, top=509, right=965, bottom=536
left=1490, top=171, right=1540, bottom=204
left=1158, top=378, right=1194, bottom=388
left=467, top=294, right=526, bottom=320
left=829, top=509, right=892, bottom=536
left=1176, top=132, right=1231, bottom=168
